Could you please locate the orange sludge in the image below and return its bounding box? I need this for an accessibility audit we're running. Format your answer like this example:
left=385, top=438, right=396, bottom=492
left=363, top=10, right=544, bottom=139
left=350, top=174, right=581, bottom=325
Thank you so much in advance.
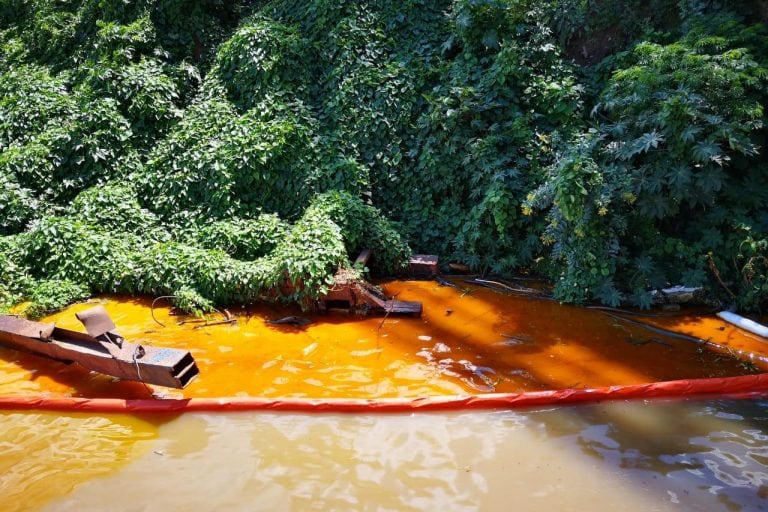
left=0, top=280, right=762, bottom=399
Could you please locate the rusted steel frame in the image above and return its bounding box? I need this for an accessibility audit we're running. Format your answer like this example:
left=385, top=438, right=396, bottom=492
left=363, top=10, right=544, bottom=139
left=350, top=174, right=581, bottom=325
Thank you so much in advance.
left=0, top=313, right=198, bottom=389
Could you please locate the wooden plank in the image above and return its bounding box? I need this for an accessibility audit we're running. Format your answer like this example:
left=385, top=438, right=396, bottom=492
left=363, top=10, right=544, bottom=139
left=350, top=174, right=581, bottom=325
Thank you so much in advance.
left=384, top=300, right=422, bottom=316
left=354, top=249, right=372, bottom=267
left=357, top=287, right=388, bottom=309
left=0, top=316, right=55, bottom=340
left=408, top=254, right=439, bottom=278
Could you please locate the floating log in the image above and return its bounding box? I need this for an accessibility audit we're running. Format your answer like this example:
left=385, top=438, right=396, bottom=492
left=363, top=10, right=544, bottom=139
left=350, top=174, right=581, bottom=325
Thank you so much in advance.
left=0, top=306, right=198, bottom=388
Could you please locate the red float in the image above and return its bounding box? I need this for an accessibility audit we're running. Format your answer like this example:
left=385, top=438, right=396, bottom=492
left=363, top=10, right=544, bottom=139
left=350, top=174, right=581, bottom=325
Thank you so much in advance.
left=0, top=373, right=766, bottom=414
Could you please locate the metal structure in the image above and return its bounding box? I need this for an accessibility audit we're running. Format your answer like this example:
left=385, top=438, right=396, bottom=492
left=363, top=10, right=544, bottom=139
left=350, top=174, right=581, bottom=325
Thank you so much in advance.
left=318, top=250, right=423, bottom=316
left=0, top=306, right=198, bottom=388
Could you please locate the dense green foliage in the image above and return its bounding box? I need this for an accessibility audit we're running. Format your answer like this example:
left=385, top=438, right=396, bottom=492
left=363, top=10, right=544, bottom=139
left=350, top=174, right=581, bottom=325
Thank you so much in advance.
left=526, top=13, right=768, bottom=307
left=1, top=0, right=767, bottom=316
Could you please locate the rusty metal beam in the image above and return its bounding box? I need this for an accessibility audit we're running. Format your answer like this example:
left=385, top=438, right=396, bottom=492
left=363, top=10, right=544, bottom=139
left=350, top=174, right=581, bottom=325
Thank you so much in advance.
left=0, top=310, right=198, bottom=389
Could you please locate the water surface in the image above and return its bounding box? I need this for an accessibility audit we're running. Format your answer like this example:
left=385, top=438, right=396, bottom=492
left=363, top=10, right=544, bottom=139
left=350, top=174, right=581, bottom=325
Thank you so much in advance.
left=1, top=399, right=765, bottom=511
left=0, top=281, right=762, bottom=398
left=1, top=281, right=766, bottom=510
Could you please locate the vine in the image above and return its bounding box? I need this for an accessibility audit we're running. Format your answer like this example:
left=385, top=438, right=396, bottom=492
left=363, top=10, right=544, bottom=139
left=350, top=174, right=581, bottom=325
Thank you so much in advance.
left=1, top=1, right=767, bottom=316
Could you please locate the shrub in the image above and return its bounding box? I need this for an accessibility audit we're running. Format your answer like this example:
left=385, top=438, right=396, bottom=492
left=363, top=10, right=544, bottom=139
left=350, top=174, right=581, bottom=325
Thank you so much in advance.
left=24, top=279, right=90, bottom=320
left=187, top=214, right=289, bottom=260
left=526, top=14, right=768, bottom=307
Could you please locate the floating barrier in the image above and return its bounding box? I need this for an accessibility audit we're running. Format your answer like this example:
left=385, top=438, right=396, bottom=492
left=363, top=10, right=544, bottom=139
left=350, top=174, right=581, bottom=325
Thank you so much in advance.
left=717, top=311, right=768, bottom=340
left=0, top=373, right=766, bottom=414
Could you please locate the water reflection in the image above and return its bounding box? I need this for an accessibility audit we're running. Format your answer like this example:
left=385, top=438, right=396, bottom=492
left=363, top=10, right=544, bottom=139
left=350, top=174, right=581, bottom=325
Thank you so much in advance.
left=24, top=399, right=765, bottom=511
left=536, top=399, right=768, bottom=511
left=0, top=412, right=158, bottom=512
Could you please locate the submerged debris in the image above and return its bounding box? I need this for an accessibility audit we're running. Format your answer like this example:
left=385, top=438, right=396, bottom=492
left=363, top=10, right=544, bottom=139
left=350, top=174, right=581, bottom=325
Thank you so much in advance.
left=268, top=316, right=313, bottom=326
left=319, top=249, right=422, bottom=316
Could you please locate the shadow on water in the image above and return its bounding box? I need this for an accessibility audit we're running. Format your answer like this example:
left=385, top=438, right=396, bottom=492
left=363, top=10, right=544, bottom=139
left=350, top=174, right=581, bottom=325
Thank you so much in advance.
left=533, top=397, right=768, bottom=511
left=369, top=280, right=760, bottom=392
left=0, top=345, right=155, bottom=399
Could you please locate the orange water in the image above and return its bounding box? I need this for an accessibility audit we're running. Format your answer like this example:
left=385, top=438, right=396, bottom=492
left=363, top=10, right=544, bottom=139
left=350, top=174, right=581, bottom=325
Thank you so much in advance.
left=0, top=280, right=762, bottom=399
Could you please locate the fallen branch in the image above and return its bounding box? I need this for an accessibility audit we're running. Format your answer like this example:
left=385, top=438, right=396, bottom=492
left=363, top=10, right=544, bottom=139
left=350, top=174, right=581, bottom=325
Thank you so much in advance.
left=476, top=278, right=542, bottom=295
left=151, top=296, right=234, bottom=328
left=463, top=279, right=557, bottom=301
left=707, top=253, right=736, bottom=300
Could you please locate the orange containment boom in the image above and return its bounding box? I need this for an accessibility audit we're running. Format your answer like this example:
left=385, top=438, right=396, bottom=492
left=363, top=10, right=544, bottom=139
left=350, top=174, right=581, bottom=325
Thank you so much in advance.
left=0, top=307, right=199, bottom=389
left=0, top=373, right=766, bottom=414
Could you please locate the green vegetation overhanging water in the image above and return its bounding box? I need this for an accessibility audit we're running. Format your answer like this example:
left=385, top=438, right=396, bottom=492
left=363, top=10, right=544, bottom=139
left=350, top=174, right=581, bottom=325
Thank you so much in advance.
left=1, top=1, right=767, bottom=317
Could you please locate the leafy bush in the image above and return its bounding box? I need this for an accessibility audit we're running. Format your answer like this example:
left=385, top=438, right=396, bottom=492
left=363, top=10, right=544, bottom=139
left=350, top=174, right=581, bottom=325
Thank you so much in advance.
left=24, top=279, right=90, bottom=320
left=214, top=18, right=310, bottom=110
left=171, top=286, right=215, bottom=317
left=735, top=232, right=768, bottom=310
left=384, top=2, right=581, bottom=273
left=0, top=65, right=139, bottom=204
left=73, top=15, right=188, bottom=148
left=187, top=214, right=289, bottom=260
left=69, top=184, right=163, bottom=236
left=3, top=0, right=768, bottom=316
left=0, top=65, right=71, bottom=145
left=527, top=14, right=768, bottom=307
left=11, top=190, right=407, bottom=311
left=0, top=235, right=32, bottom=312
left=138, top=85, right=316, bottom=221
left=151, top=0, right=244, bottom=66
left=0, top=173, right=39, bottom=235
left=310, top=191, right=411, bottom=273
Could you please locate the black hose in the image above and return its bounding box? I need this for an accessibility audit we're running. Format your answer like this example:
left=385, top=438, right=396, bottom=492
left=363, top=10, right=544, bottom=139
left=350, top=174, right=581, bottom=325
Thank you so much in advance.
left=150, top=295, right=177, bottom=327
left=585, top=305, right=717, bottom=318
left=463, top=279, right=558, bottom=302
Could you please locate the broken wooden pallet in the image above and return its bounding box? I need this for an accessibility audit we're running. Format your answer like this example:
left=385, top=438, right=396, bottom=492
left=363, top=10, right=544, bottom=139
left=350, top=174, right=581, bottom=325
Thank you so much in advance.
left=318, top=249, right=423, bottom=316
left=0, top=306, right=198, bottom=389
left=408, top=254, right=439, bottom=278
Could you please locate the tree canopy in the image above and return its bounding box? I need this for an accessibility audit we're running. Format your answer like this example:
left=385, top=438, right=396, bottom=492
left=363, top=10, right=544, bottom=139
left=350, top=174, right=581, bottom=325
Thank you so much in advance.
left=1, top=0, right=767, bottom=316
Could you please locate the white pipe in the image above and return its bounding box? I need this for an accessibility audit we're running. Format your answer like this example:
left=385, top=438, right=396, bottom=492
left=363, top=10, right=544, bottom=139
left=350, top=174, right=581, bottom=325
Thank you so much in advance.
left=717, top=311, right=768, bottom=339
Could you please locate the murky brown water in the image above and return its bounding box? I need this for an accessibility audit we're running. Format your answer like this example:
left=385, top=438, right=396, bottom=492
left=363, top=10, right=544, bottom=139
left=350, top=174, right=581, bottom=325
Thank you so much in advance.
left=0, top=412, right=158, bottom=512
left=0, top=399, right=765, bottom=511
